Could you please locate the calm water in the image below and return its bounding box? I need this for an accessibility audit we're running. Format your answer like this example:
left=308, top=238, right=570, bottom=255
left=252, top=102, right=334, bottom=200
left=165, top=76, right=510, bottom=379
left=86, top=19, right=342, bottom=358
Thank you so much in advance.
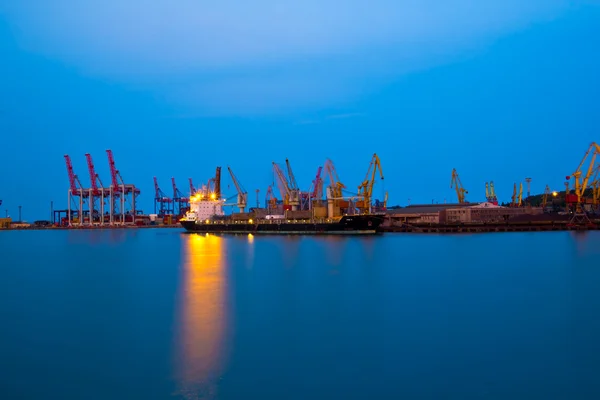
left=1, top=229, right=600, bottom=399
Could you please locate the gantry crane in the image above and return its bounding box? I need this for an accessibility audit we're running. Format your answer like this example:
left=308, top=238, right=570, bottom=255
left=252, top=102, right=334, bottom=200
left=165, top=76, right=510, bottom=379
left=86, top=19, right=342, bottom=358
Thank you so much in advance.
left=450, top=168, right=467, bottom=204
left=357, top=153, right=384, bottom=214
left=566, top=142, right=600, bottom=213
left=189, top=178, right=196, bottom=196
left=227, top=166, right=248, bottom=213
left=64, top=154, right=87, bottom=225
left=85, top=153, right=106, bottom=223
left=172, top=177, right=189, bottom=216
left=511, top=183, right=523, bottom=207
left=153, top=177, right=173, bottom=215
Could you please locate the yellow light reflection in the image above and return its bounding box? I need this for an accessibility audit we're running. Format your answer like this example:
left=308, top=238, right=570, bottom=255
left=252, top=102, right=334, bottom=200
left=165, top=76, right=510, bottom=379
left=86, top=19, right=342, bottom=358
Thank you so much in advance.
left=174, top=233, right=228, bottom=398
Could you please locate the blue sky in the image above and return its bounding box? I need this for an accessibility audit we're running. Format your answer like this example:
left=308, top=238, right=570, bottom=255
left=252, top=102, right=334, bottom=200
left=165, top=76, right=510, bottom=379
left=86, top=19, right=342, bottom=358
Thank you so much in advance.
left=1, top=1, right=599, bottom=220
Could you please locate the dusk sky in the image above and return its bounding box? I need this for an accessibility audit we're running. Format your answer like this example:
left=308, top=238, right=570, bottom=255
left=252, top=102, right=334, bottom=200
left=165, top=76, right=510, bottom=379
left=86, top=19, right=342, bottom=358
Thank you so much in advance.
left=1, top=1, right=599, bottom=220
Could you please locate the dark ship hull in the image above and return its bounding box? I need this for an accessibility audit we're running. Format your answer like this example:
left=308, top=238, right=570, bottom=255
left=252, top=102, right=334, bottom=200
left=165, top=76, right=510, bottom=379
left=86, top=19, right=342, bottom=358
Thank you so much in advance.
left=180, top=214, right=385, bottom=235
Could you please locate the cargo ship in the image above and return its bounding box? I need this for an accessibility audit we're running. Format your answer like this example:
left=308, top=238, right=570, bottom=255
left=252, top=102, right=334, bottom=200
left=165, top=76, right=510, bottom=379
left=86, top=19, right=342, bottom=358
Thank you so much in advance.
left=179, top=194, right=385, bottom=235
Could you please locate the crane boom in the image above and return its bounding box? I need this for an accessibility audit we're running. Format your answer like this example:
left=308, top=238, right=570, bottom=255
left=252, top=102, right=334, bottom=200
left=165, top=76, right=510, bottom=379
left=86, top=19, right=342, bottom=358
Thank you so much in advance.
left=285, top=159, right=298, bottom=190
left=272, top=162, right=290, bottom=205
left=569, top=142, right=600, bottom=210
left=227, top=166, right=248, bottom=212
left=85, top=153, right=99, bottom=195
left=357, top=153, right=384, bottom=213
left=490, top=181, right=497, bottom=203
left=324, top=159, right=346, bottom=198
left=214, top=167, right=222, bottom=199
left=311, top=166, right=323, bottom=199
left=106, top=149, right=120, bottom=192
left=542, top=185, right=551, bottom=209
left=64, top=155, right=78, bottom=194
left=450, top=168, right=467, bottom=204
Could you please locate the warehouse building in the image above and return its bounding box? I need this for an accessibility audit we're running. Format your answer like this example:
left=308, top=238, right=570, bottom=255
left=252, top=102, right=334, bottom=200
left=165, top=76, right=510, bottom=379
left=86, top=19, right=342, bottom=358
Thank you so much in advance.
left=444, top=202, right=542, bottom=223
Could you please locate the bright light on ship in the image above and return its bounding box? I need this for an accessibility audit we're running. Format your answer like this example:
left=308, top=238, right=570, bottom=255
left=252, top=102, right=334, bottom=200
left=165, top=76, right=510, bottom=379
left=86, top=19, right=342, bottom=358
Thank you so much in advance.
left=210, top=193, right=216, bottom=200
left=248, top=219, right=253, bottom=224
left=552, top=191, right=558, bottom=197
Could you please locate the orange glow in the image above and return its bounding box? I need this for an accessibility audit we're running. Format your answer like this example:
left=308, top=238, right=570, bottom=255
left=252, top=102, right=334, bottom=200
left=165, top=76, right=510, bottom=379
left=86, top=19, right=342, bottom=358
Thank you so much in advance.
left=174, top=233, right=228, bottom=396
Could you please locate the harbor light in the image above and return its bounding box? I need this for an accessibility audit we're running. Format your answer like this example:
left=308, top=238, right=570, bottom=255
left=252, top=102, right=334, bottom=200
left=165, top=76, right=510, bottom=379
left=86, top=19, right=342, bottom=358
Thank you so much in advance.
left=552, top=191, right=558, bottom=197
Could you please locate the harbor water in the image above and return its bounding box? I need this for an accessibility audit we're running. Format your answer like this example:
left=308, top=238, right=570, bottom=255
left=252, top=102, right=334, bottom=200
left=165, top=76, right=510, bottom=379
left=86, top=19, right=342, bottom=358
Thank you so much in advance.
left=1, top=229, right=600, bottom=399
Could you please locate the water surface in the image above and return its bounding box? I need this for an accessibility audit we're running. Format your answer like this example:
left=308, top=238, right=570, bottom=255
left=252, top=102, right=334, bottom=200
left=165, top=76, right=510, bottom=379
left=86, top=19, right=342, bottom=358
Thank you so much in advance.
left=1, top=229, right=599, bottom=399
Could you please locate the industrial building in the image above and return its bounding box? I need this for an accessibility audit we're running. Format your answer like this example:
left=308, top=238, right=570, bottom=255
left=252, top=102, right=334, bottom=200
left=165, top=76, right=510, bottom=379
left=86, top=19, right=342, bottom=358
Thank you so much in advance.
left=444, top=202, right=543, bottom=223
left=386, top=202, right=543, bottom=226
left=385, top=203, right=473, bottom=225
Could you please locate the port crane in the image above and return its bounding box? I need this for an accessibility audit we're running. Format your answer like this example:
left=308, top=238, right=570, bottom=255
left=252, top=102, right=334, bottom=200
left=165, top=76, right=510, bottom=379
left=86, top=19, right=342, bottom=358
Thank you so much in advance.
left=450, top=168, right=467, bottom=204
left=189, top=178, right=196, bottom=196
left=65, top=154, right=88, bottom=226
left=485, top=181, right=498, bottom=204
left=324, top=158, right=346, bottom=199
left=511, top=183, right=523, bottom=207
left=172, top=178, right=189, bottom=216
left=566, top=142, right=600, bottom=215
left=265, top=185, right=277, bottom=211
left=198, top=167, right=222, bottom=200
left=85, top=153, right=107, bottom=223
left=153, top=177, right=173, bottom=215
left=227, top=166, right=248, bottom=213
left=357, top=153, right=384, bottom=214
left=592, top=165, right=600, bottom=208
left=106, top=150, right=140, bottom=223
left=310, top=166, right=324, bottom=201
left=285, top=159, right=301, bottom=209
left=273, top=160, right=301, bottom=210
left=542, top=185, right=552, bottom=209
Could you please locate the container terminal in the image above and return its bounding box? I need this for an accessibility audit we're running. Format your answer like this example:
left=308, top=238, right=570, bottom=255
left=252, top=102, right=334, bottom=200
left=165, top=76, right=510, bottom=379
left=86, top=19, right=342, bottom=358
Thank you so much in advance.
left=1, top=143, right=599, bottom=232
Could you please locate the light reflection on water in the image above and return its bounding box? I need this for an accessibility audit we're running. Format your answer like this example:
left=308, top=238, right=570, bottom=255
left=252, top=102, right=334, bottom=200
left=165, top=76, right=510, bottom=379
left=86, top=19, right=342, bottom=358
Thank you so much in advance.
left=173, top=233, right=229, bottom=399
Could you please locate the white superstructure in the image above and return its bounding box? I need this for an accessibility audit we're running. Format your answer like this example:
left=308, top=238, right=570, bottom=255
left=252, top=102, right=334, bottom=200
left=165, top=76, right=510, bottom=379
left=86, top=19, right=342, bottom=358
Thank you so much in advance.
left=182, top=190, right=224, bottom=222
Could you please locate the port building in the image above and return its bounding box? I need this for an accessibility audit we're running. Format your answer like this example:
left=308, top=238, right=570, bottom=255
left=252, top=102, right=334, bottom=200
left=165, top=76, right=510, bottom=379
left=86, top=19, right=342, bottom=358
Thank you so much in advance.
left=386, top=202, right=543, bottom=225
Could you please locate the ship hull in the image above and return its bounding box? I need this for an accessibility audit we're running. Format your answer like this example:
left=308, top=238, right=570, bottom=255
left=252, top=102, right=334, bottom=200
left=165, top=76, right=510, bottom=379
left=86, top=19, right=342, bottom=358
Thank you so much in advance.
left=180, top=214, right=385, bottom=235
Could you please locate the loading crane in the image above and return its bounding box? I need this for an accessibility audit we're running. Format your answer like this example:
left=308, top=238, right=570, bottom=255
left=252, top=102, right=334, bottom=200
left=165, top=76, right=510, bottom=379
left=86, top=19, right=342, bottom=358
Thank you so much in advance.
left=272, top=162, right=291, bottom=207
left=172, top=178, right=189, bottom=216
left=265, top=185, right=277, bottom=211
left=511, top=183, right=523, bottom=207
left=64, top=154, right=87, bottom=226
left=153, top=177, right=173, bottom=215
left=227, top=166, right=248, bottom=213
left=485, top=181, right=498, bottom=204
left=567, top=142, right=600, bottom=213
left=85, top=153, right=107, bottom=223
left=542, top=185, right=552, bottom=209
left=450, top=168, right=467, bottom=204
left=189, top=178, right=195, bottom=196
left=311, top=166, right=324, bottom=200
left=324, top=159, right=346, bottom=199
left=357, top=153, right=384, bottom=214
left=285, top=159, right=301, bottom=209
left=214, top=166, right=222, bottom=200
